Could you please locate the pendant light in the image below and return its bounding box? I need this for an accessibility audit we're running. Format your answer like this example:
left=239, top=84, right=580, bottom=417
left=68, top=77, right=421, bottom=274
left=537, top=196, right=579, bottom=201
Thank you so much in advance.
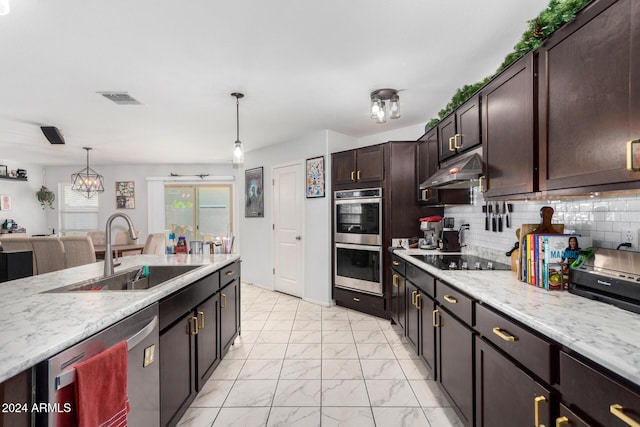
left=71, top=147, right=105, bottom=198
left=231, top=92, right=245, bottom=165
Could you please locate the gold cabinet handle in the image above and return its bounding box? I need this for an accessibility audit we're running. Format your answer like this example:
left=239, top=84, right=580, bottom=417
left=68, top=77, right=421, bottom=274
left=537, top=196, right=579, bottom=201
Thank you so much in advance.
left=198, top=310, right=205, bottom=329
left=221, top=293, right=226, bottom=308
left=411, top=290, right=417, bottom=307
left=432, top=309, right=440, bottom=327
left=351, top=171, right=356, bottom=181
left=555, top=417, right=569, bottom=427
left=392, top=274, right=399, bottom=288
left=492, top=327, right=518, bottom=342
left=226, top=270, right=234, bottom=276
left=454, top=133, right=462, bottom=149
left=190, top=316, right=199, bottom=336
left=443, top=295, right=458, bottom=304
left=357, top=170, right=361, bottom=180
left=534, top=395, right=548, bottom=427
left=415, top=293, right=422, bottom=310
left=479, top=175, right=487, bottom=193
left=392, top=260, right=400, bottom=266
left=627, top=139, right=640, bottom=171
left=353, top=297, right=360, bottom=302
left=449, top=136, right=455, bottom=152
left=611, top=404, right=640, bottom=427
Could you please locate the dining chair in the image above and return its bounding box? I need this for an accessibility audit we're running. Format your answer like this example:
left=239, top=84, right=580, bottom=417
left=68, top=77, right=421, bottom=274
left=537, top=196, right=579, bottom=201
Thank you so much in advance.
left=60, top=235, right=97, bottom=268
left=142, top=233, right=166, bottom=255
left=29, top=237, right=66, bottom=274
left=114, top=230, right=140, bottom=245
left=87, top=230, right=106, bottom=246
left=0, top=235, right=37, bottom=275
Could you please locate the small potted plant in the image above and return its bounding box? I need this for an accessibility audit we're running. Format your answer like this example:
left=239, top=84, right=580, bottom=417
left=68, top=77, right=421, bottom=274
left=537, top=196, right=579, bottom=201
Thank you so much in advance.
left=37, top=185, right=55, bottom=209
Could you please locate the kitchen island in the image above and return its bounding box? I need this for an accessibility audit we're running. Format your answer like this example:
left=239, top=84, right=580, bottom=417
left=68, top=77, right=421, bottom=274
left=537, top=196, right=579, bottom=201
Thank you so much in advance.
left=0, top=253, right=240, bottom=384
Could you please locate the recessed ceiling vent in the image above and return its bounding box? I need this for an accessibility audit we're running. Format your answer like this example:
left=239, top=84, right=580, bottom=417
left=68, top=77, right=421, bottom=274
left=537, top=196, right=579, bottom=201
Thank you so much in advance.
left=97, top=92, right=142, bottom=105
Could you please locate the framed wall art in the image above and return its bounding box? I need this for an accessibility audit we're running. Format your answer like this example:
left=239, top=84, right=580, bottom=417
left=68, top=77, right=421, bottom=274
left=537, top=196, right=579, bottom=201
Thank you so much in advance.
left=0, top=195, right=11, bottom=211
left=305, top=156, right=325, bottom=198
left=116, top=181, right=135, bottom=209
left=245, top=167, right=264, bottom=217
left=0, top=165, right=7, bottom=177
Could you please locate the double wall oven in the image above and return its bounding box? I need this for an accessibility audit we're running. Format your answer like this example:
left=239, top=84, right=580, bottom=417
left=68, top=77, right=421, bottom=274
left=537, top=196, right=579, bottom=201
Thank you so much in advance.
left=334, top=188, right=383, bottom=296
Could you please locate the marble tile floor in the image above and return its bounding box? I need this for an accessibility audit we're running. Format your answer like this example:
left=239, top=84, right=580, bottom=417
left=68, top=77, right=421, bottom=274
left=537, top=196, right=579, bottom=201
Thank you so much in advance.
left=177, top=283, right=463, bottom=427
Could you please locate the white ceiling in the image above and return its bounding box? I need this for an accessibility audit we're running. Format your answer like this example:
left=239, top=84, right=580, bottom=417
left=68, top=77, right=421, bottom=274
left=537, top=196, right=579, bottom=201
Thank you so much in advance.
left=0, top=0, right=549, bottom=166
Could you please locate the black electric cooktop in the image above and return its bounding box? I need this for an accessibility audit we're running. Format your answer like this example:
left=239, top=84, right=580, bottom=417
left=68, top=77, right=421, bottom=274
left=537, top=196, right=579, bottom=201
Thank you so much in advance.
left=410, top=253, right=511, bottom=271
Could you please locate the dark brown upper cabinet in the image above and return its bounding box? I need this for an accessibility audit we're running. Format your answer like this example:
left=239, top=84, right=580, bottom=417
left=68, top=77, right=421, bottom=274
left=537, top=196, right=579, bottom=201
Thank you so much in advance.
left=538, top=0, right=640, bottom=193
left=332, top=144, right=385, bottom=189
left=438, top=94, right=482, bottom=163
left=481, top=52, right=536, bottom=198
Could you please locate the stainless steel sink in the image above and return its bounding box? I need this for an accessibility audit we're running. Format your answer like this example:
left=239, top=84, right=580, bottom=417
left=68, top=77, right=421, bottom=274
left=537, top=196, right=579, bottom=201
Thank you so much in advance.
left=45, top=265, right=202, bottom=292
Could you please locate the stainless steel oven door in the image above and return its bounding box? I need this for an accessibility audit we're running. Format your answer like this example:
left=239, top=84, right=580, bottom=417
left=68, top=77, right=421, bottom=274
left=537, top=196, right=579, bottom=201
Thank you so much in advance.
left=334, top=243, right=382, bottom=296
left=334, top=197, right=382, bottom=245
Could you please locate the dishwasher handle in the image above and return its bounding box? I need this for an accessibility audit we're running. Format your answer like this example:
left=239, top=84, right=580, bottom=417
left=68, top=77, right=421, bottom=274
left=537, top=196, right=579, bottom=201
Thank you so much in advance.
left=55, top=315, right=158, bottom=391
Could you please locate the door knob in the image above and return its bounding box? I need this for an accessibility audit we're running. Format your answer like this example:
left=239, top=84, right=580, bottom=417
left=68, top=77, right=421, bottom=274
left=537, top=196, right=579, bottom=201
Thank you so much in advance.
left=296, top=236, right=302, bottom=240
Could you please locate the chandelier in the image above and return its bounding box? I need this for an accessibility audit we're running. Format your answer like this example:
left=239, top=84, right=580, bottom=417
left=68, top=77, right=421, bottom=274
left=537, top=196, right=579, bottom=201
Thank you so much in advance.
left=71, top=147, right=105, bottom=198
left=231, top=92, right=244, bottom=165
left=370, top=88, right=400, bottom=124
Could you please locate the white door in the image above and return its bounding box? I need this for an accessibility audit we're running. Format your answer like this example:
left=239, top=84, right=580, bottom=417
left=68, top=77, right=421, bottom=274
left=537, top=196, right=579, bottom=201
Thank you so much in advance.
left=273, top=163, right=304, bottom=297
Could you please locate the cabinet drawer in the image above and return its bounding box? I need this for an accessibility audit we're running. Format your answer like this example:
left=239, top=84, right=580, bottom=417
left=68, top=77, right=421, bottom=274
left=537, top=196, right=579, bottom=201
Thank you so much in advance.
left=220, top=261, right=240, bottom=288
left=391, top=255, right=406, bottom=276
left=406, top=263, right=434, bottom=298
left=476, top=304, right=553, bottom=384
left=436, top=280, right=473, bottom=325
left=333, top=287, right=386, bottom=318
left=560, top=351, right=640, bottom=427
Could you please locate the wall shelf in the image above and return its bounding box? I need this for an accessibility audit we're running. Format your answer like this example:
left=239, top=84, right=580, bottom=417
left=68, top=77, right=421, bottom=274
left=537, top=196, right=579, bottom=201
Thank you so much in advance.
left=0, top=176, right=28, bottom=182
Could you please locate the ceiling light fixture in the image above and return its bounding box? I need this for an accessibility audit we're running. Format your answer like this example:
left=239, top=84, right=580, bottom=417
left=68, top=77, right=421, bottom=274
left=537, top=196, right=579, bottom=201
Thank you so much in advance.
left=370, top=88, right=400, bottom=124
left=71, top=147, right=105, bottom=199
left=0, top=0, right=10, bottom=16
left=231, top=92, right=245, bottom=165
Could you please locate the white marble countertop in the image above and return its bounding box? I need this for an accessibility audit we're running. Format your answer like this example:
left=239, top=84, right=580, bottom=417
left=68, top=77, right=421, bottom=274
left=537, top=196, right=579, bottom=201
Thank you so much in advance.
left=393, top=249, right=640, bottom=387
left=0, top=253, right=240, bottom=383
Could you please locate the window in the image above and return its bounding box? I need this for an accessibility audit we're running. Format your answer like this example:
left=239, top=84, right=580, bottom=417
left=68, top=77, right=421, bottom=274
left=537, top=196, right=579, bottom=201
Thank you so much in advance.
left=58, top=183, right=99, bottom=235
left=165, top=184, right=233, bottom=241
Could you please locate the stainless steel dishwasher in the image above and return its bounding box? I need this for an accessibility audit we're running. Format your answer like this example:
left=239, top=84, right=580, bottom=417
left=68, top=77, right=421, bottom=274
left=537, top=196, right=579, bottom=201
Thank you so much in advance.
left=35, top=303, right=160, bottom=426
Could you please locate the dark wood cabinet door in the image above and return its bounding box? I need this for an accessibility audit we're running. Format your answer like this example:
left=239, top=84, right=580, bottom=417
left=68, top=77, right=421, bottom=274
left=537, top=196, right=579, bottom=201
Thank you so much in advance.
left=417, top=130, right=441, bottom=204
left=539, top=0, right=640, bottom=191
left=438, top=308, right=474, bottom=427
left=482, top=52, right=536, bottom=197
left=419, top=296, right=436, bottom=380
left=390, top=270, right=405, bottom=330
left=475, top=337, right=552, bottom=427
left=455, top=94, right=481, bottom=154
left=439, top=115, right=457, bottom=162
left=405, top=281, right=419, bottom=353
left=160, top=313, right=196, bottom=427
left=356, top=145, right=385, bottom=183
left=196, top=295, right=219, bottom=391
left=332, top=150, right=357, bottom=186
left=220, top=279, right=239, bottom=357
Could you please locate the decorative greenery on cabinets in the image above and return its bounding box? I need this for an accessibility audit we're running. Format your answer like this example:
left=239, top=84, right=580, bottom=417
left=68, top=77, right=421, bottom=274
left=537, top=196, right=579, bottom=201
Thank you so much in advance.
left=426, top=0, right=592, bottom=130
left=37, top=186, right=55, bottom=209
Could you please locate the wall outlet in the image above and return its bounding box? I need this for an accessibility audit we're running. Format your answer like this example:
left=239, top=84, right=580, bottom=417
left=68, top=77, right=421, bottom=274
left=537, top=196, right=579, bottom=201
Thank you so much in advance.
left=624, top=229, right=637, bottom=242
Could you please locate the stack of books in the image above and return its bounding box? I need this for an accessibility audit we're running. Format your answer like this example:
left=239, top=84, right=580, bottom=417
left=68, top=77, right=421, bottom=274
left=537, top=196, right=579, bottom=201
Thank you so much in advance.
left=521, top=233, right=592, bottom=290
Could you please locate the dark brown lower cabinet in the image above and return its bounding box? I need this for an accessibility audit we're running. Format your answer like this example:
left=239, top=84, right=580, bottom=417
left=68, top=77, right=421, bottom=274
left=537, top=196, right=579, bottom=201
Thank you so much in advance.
left=557, top=403, right=591, bottom=427
left=220, top=278, right=240, bottom=357
left=475, top=337, right=552, bottom=427
left=196, top=295, right=220, bottom=390
left=405, top=281, right=420, bottom=354
left=437, top=308, right=475, bottom=427
left=418, top=294, right=436, bottom=379
left=390, top=255, right=406, bottom=331
left=0, top=369, right=31, bottom=427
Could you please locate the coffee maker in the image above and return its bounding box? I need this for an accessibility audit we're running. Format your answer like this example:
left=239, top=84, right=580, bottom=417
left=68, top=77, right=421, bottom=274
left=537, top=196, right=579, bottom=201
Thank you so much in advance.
left=419, top=216, right=442, bottom=249
left=440, top=217, right=461, bottom=252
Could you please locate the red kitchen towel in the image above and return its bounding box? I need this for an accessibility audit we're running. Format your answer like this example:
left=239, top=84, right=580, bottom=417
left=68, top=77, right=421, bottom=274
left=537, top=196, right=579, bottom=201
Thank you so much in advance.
left=74, top=341, right=130, bottom=427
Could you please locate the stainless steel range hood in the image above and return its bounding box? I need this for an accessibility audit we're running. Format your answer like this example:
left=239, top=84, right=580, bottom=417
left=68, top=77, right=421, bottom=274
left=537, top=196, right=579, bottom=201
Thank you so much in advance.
left=420, top=151, right=484, bottom=190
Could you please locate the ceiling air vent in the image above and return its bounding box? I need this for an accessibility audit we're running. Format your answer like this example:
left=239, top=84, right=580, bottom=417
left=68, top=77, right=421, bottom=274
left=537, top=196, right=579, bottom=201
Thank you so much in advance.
left=98, top=92, right=142, bottom=105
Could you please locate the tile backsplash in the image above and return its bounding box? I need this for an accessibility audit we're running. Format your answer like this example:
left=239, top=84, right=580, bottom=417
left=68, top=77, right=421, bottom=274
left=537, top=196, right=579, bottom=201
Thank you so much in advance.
left=444, top=189, right=640, bottom=260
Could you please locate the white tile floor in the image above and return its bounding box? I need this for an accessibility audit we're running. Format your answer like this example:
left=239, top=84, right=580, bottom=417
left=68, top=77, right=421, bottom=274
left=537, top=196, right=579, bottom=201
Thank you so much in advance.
left=177, top=283, right=463, bottom=427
